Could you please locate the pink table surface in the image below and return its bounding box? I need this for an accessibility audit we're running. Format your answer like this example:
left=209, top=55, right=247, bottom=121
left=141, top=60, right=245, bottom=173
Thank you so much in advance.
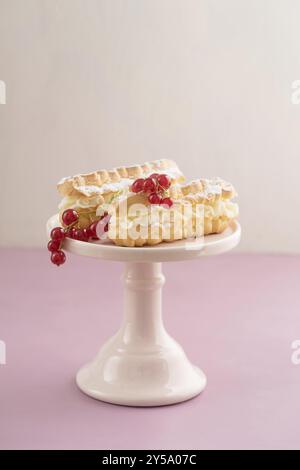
left=0, top=249, right=299, bottom=450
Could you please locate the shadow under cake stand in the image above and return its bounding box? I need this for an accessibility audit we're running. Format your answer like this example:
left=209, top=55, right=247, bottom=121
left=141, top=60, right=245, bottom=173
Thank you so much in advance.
left=47, top=215, right=241, bottom=407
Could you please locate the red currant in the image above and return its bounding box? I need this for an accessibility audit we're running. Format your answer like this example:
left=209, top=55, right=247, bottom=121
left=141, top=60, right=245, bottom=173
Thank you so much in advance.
left=62, top=209, right=79, bottom=226
left=148, top=192, right=162, bottom=205
left=82, top=228, right=90, bottom=241
left=144, top=177, right=157, bottom=193
left=66, top=227, right=77, bottom=239
left=51, top=227, right=66, bottom=242
left=51, top=250, right=66, bottom=266
left=85, top=227, right=92, bottom=239
left=47, top=239, right=61, bottom=252
left=131, top=178, right=145, bottom=193
left=157, top=174, right=171, bottom=190
left=88, top=221, right=99, bottom=239
left=73, top=228, right=89, bottom=242
left=149, top=173, right=159, bottom=180
left=161, top=197, right=173, bottom=208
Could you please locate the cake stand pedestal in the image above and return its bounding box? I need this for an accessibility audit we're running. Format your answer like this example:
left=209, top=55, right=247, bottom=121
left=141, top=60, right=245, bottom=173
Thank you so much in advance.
left=47, top=216, right=241, bottom=407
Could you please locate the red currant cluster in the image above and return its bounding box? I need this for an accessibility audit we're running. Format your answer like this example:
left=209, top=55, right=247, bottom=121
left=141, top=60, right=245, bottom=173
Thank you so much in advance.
left=48, top=209, right=109, bottom=266
left=131, top=173, right=173, bottom=207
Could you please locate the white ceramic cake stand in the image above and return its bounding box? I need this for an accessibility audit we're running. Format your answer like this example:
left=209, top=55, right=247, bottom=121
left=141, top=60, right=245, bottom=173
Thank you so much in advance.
left=47, top=216, right=241, bottom=407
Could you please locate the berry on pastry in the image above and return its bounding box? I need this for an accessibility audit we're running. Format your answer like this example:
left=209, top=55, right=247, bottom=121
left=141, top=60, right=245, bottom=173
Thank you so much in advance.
left=50, top=160, right=238, bottom=261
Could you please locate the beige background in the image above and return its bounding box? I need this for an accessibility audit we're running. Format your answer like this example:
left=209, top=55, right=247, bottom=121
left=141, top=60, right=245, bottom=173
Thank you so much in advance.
left=0, top=0, right=299, bottom=251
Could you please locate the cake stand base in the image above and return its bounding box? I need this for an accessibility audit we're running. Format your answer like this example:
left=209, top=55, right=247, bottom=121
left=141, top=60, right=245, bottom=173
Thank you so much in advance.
left=76, top=262, right=206, bottom=407
left=47, top=215, right=241, bottom=407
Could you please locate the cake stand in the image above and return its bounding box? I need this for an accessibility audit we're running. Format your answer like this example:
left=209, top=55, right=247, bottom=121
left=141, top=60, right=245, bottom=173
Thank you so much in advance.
left=47, top=215, right=241, bottom=407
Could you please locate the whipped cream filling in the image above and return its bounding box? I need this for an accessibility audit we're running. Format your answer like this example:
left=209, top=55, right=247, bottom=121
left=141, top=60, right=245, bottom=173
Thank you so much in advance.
left=75, top=178, right=133, bottom=197
left=58, top=195, right=104, bottom=210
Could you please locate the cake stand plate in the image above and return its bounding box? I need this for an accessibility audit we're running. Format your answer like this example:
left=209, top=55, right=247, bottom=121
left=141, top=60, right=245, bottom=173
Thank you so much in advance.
left=47, top=216, right=241, bottom=407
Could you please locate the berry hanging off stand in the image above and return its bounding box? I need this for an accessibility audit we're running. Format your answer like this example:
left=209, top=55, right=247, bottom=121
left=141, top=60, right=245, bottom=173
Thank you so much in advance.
left=48, top=173, right=174, bottom=266
left=47, top=209, right=109, bottom=266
